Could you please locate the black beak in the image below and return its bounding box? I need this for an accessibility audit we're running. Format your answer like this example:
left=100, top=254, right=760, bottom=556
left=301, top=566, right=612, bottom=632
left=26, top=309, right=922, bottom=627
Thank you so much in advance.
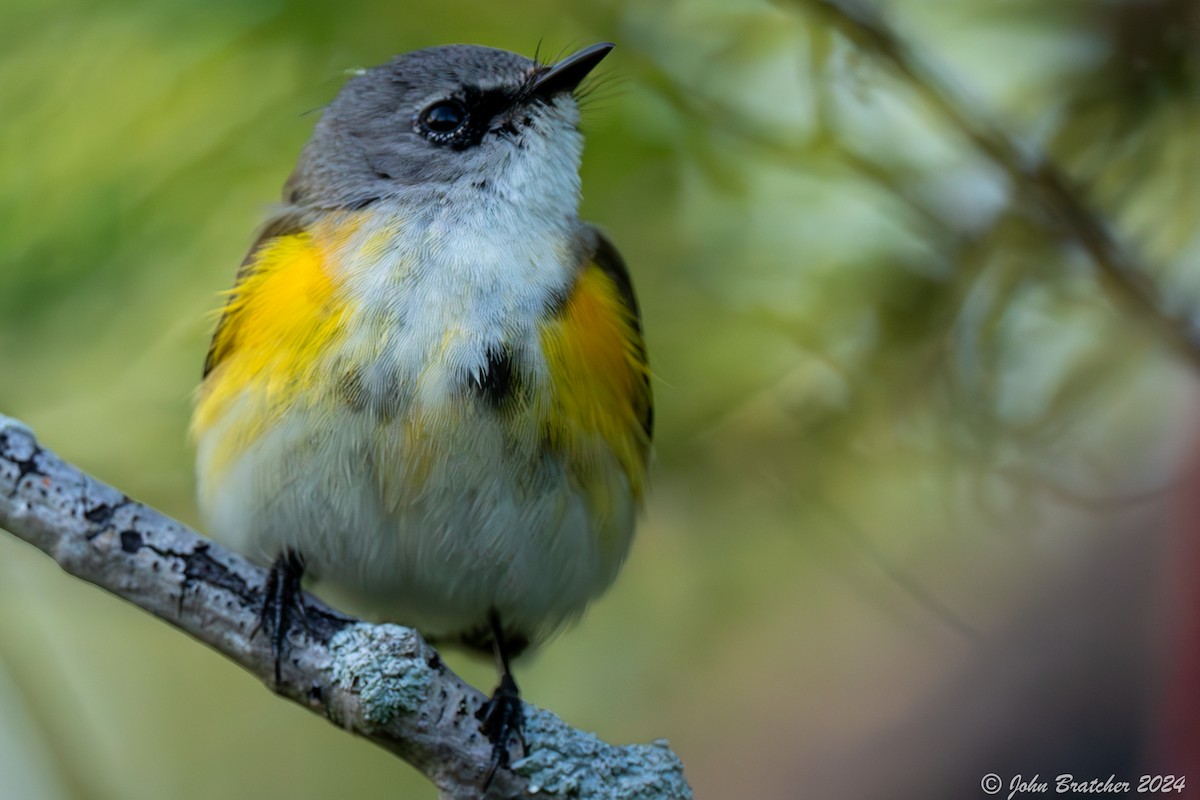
left=529, top=43, right=614, bottom=98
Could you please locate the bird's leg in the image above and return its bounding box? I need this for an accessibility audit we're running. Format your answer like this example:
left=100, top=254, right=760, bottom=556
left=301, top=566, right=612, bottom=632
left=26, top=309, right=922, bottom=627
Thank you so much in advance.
left=258, top=549, right=308, bottom=686
left=476, top=610, right=525, bottom=787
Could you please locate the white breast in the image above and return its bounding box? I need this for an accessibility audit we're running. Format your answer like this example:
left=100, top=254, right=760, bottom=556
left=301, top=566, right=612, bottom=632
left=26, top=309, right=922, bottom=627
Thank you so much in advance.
left=334, top=191, right=577, bottom=412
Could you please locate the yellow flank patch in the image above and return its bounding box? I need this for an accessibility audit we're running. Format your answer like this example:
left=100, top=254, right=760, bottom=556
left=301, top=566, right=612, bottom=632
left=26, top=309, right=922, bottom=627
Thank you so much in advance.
left=192, top=229, right=347, bottom=466
left=539, top=262, right=651, bottom=502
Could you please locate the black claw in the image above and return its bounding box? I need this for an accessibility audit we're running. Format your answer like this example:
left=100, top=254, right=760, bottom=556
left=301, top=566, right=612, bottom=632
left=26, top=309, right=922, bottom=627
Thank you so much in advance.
left=478, top=672, right=525, bottom=786
left=258, top=549, right=307, bottom=685
left=476, top=611, right=525, bottom=788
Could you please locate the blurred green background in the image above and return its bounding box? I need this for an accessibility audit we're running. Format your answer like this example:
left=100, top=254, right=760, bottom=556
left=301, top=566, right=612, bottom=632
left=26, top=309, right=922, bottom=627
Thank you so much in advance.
left=3, top=0, right=1200, bottom=797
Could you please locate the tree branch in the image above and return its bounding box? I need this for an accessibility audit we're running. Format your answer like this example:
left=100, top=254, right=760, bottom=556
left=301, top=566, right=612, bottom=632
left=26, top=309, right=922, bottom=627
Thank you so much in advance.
left=798, top=0, right=1200, bottom=371
left=0, top=413, right=691, bottom=800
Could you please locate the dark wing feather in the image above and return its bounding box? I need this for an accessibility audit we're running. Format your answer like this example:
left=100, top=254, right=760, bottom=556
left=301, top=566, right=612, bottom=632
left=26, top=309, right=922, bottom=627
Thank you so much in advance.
left=587, top=226, right=654, bottom=444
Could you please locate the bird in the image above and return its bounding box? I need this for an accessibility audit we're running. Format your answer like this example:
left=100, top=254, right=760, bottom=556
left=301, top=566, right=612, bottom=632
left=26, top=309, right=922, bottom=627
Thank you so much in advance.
left=190, top=42, right=652, bottom=774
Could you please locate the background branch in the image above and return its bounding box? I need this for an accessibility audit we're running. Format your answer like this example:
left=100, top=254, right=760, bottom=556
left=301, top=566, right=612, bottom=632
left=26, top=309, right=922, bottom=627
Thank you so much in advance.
left=798, top=0, right=1200, bottom=371
left=0, top=413, right=691, bottom=800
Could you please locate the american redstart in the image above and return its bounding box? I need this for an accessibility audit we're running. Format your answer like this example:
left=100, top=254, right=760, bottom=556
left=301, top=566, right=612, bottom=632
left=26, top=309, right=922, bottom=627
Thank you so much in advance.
left=191, top=42, right=652, bottom=770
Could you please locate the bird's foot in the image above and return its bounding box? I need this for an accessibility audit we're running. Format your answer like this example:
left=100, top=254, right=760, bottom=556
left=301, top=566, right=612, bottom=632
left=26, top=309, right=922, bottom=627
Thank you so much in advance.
left=257, top=549, right=308, bottom=686
left=477, top=671, right=525, bottom=788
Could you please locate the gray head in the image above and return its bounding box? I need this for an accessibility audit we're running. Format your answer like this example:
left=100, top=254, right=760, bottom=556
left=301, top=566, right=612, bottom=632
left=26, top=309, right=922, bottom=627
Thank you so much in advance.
left=285, top=43, right=612, bottom=214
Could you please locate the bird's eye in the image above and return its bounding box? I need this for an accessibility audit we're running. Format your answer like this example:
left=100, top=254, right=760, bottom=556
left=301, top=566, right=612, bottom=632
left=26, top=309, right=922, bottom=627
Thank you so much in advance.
left=419, top=100, right=467, bottom=136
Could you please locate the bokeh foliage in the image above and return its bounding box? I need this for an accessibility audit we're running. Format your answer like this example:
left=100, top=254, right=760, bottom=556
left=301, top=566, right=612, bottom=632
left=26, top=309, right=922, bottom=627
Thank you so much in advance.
left=2, top=0, right=1198, bottom=797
